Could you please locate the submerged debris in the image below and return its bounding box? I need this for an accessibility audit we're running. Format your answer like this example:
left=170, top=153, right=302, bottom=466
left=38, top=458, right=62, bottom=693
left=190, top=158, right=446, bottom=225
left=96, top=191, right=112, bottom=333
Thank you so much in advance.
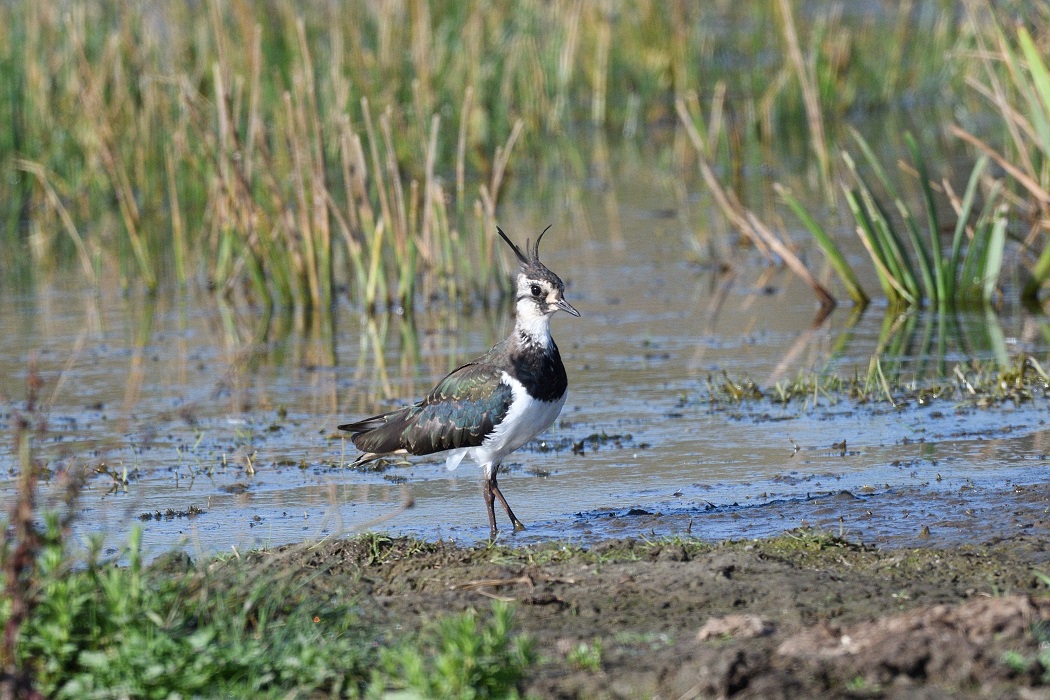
left=139, top=505, right=205, bottom=521
left=695, top=357, right=1050, bottom=410
left=536, top=431, right=645, bottom=456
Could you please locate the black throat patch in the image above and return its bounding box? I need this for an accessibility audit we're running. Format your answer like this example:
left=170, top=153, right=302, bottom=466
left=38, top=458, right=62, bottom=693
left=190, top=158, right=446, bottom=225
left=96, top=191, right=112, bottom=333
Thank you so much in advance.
left=510, top=341, right=568, bottom=402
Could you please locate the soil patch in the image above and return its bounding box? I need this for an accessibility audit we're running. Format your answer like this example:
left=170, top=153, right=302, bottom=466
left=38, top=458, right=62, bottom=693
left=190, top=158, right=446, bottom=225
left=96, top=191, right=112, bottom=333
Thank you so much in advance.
left=231, top=510, right=1050, bottom=699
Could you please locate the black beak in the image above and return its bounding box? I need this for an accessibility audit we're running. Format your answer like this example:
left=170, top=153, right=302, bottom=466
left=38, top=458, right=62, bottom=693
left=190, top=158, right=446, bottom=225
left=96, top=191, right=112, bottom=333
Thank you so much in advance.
left=556, top=297, right=581, bottom=317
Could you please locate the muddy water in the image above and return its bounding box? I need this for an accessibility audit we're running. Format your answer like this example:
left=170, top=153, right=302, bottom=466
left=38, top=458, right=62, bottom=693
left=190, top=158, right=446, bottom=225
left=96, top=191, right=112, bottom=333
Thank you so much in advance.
left=2, top=183, right=1049, bottom=558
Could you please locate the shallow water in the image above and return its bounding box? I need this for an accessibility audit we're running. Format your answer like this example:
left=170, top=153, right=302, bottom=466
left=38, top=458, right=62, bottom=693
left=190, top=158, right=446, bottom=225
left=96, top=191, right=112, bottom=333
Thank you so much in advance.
left=2, top=167, right=1049, bottom=559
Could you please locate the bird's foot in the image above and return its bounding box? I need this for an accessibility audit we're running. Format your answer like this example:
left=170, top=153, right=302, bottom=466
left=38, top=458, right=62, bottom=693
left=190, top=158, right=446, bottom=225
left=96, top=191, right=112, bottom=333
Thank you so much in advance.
left=486, top=522, right=525, bottom=539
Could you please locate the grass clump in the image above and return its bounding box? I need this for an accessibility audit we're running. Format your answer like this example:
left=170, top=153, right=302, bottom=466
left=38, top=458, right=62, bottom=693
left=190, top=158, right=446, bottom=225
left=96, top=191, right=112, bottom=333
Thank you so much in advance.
left=4, top=524, right=376, bottom=698
left=2, top=522, right=542, bottom=699
left=776, top=12, right=1050, bottom=311
left=781, top=131, right=1011, bottom=310
left=374, top=601, right=535, bottom=700
left=954, top=14, right=1050, bottom=305
left=702, top=355, right=1050, bottom=409
left=1000, top=621, right=1050, bottom=684
left=566, top=638, right=604, bottom=672
left=0, top=446, right=543, bottom=700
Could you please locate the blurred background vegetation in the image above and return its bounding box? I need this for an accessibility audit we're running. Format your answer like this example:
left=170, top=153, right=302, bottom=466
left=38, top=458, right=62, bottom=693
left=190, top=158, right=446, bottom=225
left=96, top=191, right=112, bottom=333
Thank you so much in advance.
left=6, top=5, right=1050, bottom=696
left=0, top=0, right=1048, bottom=313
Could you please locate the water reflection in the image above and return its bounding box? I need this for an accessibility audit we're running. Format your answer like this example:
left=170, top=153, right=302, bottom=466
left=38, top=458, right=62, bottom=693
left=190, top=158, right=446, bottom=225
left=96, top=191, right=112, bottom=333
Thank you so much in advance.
left=2, top=176, right=1049, bottom=556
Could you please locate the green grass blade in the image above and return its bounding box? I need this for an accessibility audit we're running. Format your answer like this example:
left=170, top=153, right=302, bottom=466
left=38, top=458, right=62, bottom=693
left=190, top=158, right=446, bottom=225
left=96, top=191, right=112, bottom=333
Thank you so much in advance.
left=848, top=131, right=930, bottom=299
left=948, top=155, right=989, bottom=300
left=981, top=208, right=1007, bottom=304
left=904, top=132, right=944, bottom=304
left=1016, top=26, right=1050, bottom=158
left=843, top=151, right=920, bottom=298
left=843, top=187, right=914, bottom=304
left=857, top=171, right=921, bottom=298
left=776, top=184, right=868, bottom=305
left=892, top=196, right=936, bottom=302
left=849, top=128, right=901, bottom=200
left=1022, top=241, right=1050, bottom=304
left=869, top=192, right=922, bottom=299
left=886, top=187, right=935, bottom=302
left=959, top=181, right=1003, bottom=303
left=842, top=187, right=894, bottom=300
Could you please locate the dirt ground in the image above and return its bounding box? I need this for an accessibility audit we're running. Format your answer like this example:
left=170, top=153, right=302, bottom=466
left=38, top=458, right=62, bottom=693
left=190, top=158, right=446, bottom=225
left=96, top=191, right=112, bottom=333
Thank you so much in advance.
left=253, top=482, right=1050, bottom=699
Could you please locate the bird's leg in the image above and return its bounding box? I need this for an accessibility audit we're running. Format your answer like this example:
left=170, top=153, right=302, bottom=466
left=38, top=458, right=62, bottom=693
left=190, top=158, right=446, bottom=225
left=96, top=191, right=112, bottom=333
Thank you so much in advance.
left=483, top=472, right=498, bottom=538
left=490, top=466, right=526, bottom=533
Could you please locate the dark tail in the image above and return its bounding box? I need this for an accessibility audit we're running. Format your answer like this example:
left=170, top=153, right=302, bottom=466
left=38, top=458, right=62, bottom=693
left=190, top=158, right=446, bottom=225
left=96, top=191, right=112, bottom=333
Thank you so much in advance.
left=338, top=414, right=391, bottom=434
left=338, top=409, right=408, bottom=455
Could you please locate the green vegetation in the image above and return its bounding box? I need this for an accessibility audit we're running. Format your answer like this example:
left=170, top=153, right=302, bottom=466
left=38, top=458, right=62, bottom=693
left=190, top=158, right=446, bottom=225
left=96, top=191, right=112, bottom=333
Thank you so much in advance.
left=1000, top=620, right=1050, bottom=683
left=775, top=14, right=1050, bottom=309
left=0, top=1, right=1011, bottom=312
left=705, top=354, right=1050, bottom=408
left=566, top=638, right=604, bottom=672
left=375, top=601, right=535, bottom=699
left=672, top=5, right=1050, bottom=310
left=954, top=17, right=1050, bottom=305
left=4, top=525, right=373, bottom=698
left=1, top=372, right=534, bottom=698
left=1, top=2, right=1048, bottom=310
left=0, top=522, right=536, bottom=699
left=782, top=135, right=1009, bottom=309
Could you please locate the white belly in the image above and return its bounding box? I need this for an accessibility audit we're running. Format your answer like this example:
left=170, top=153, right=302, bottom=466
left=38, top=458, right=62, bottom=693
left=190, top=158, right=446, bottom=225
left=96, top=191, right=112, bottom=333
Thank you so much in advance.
left=444, top=372, right=565, bottom=477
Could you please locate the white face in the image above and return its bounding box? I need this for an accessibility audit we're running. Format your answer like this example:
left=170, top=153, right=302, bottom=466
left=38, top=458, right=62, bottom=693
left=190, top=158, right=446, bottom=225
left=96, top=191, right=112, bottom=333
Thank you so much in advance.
left=515, top=274, right=563, bottom=322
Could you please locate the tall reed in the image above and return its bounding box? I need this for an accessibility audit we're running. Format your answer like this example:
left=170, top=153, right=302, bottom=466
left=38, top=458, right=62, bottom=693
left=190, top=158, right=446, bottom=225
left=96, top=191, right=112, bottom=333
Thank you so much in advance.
left=676, top=94, right=836, bottom=311
left=953, top=12, right=1050, bottom=306
left=0, top=2, right=970, bottom=306
left=784, top=131, right=1011, bottom=310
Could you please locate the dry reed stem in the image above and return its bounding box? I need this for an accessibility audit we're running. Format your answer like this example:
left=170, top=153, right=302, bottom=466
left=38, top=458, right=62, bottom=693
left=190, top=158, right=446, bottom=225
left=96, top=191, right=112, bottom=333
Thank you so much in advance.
left=552, top=0, right=583, bottom=128
left=491, top=120, right=523, bottom=204
left=66, top=16, right=154, bottom=288
left=421, top=114, right=441, bottom=268
left=456, top=86, right=474, bottom=211
left=950, top=125, right=1050, bottom=206
left=164, top=147, right=188, bottom=285
left=380, top=110, right=409, bottom=256
left=676, top=98, right=835, bottom=309
left=776, top=0, right=832, bottom=197
left=286, top=91, right=322, bottom=308
left=16, top=161, right=95, bottom=284
left=361, top=98, right=396, bottom=255
left=338, top=119, right=362, bottom=237
left=296, top=18, right=333, bottom=308
left=592, top=7, right=611, bottom=126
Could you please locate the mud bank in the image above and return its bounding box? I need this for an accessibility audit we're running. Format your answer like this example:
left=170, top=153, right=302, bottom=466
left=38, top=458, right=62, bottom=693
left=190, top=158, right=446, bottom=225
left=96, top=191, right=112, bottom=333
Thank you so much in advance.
left=233, top=482, right=1050, bottom=698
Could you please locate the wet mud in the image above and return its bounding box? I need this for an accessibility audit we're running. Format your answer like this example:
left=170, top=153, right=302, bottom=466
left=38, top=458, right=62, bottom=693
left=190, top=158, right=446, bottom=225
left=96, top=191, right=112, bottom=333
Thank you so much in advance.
left=233, top=480, right=1050, bottom=698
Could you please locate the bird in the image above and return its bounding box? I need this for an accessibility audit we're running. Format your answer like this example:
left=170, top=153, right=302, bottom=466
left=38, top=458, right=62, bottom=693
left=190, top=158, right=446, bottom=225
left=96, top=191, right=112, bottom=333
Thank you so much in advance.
left=339, top=225, right=580, bottom=538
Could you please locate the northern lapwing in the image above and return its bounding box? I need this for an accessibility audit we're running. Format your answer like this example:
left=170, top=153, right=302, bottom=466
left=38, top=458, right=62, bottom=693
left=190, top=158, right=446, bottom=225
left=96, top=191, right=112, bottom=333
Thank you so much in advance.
left=339, top=226, right=580, bottom=537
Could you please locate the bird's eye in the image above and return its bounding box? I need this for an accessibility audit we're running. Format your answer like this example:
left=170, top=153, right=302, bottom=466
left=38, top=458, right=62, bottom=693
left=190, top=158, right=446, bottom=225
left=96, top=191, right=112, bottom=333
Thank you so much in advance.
left=530, top=284, right=542, bottom=297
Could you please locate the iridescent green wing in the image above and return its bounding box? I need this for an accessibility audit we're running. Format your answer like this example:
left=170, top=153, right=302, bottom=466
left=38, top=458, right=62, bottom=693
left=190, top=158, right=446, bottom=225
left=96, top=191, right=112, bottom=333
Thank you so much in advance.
left=399, top=362, right=513, bottom=454
left=347, top=362, right=512, bottom=456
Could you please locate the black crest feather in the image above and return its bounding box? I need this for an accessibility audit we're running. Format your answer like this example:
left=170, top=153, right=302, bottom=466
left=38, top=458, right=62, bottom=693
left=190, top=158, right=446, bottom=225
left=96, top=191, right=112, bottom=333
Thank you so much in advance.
left=496, top=225, right=528, bottom=265
left=497, top=224, right=554, bottom=267
left=532, top=224, right=553, bottom=261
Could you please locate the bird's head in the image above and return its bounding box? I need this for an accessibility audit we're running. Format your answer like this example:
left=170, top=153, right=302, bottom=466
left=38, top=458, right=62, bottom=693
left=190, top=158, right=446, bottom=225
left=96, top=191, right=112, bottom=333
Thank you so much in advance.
left=498, top=225, right=580, bottom=322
